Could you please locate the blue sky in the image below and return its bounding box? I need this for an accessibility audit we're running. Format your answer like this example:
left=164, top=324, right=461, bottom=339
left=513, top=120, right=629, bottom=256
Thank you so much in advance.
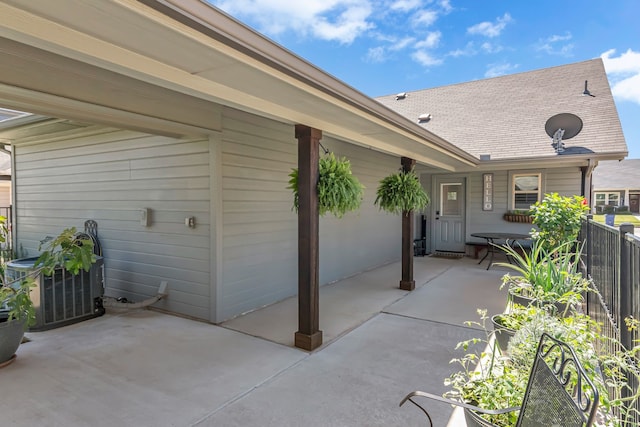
left=210, top=0, right=640, bottom=159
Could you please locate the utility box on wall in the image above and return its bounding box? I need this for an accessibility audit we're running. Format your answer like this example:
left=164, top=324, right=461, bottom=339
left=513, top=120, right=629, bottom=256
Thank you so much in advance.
left=4, top=257, right=105, bottom=331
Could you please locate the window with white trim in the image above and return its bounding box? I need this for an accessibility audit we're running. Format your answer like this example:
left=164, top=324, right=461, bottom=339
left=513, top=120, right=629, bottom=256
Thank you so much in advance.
left=512, top=173, right=541, bottom=209
left=594, top=192, right=620, bottom=206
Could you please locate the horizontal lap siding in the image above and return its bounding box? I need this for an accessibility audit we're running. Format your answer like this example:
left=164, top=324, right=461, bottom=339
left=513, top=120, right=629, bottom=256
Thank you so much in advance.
left=317, top=136, right=400, bottom=284
left=465, top=167, right=582, bottom=239
left=220, top=109, right=400, bottom=320
left=220, top=109, right=297, bottom=320
left=14, top=128, right=211, bottom=320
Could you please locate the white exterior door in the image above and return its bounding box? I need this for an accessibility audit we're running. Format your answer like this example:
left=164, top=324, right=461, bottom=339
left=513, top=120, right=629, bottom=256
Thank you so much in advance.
left=434, top=178, right=466, bottom=252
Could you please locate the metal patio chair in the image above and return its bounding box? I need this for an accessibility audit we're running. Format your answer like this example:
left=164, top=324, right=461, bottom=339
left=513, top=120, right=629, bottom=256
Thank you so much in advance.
left=400, top=333, right=600, bottom=427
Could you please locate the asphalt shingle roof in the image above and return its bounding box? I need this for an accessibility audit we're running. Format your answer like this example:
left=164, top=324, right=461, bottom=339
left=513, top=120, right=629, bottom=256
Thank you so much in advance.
left=592, top=159, right=640, bottom=190
left=376, top=59, right=627, bottom=161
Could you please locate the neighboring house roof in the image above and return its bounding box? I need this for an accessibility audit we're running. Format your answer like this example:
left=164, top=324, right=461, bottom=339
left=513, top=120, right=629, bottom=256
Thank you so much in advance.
left=592, top=159, right=640, bottom=190
left=376, top=59, right=628, bottom=163
left=0, top=0, right=476, bottom=172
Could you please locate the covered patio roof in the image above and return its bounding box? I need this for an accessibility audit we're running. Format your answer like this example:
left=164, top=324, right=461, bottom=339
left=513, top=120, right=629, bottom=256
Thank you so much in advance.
left=0, top=0, right=477, bottom=172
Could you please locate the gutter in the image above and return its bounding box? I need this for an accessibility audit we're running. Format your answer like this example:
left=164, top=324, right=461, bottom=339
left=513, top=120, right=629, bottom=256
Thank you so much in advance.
left=137, top=0, right=478, bottom=167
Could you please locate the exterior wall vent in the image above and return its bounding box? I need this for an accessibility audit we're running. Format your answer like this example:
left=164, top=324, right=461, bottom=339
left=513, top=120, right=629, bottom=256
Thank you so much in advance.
left=418, top=113, right=431, bottom=123
left=480, top=154, right=491, bottom=160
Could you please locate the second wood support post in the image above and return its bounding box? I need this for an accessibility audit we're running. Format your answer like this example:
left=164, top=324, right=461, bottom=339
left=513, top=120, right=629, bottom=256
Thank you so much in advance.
left=399, top=156, right=415, bottom=291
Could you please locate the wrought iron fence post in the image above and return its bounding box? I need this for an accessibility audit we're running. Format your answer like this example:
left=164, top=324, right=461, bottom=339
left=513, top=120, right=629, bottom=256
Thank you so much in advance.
left=584, top=215, right=593, bottom=317
left=619, top=223, right=634, bottom=351
left=585, top=215, right=592, bottom=278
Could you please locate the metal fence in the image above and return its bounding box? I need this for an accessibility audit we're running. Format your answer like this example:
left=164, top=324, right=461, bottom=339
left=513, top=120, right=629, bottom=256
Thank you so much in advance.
left=581, top=215, right=640, bottom=425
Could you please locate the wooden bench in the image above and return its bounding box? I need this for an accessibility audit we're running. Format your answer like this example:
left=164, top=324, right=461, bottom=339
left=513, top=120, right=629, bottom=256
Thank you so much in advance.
left=465, top=241, right=488, bottom=259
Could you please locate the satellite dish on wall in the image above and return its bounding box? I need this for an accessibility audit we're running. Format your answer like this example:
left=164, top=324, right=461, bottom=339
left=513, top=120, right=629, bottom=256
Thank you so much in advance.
left=544, top=113, right=583, bottom=140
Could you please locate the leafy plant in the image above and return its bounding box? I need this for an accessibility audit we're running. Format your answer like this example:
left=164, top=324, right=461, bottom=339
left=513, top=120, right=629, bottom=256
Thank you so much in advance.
left=493, top=304, right=545, bottom=332
left=288, top=152, right=364, bottom=218
left=497, top=239, right=590, bottom=314
left=1, top=227, right=96, bottom=329
left=374, top=169, right=429, bottom=215
left=529, top=193, right=589, bottom=250
left=36, top=227, right=96, bottom=275
left=444, top=309, right=529, bottom=427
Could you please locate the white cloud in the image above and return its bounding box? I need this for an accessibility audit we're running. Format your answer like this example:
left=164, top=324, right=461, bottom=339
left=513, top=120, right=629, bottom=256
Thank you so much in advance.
left=485, top=62, right=518, bottom=78
left=412, top=10, right=439, bottom=27
left=438, top=0, right=453, bottom=13
left=535, top=32, right=574, bottom=56
left=366, top=36, right=415, bottom=62
left=481, top=42, right=503, bottom=54
left=447, top=42, right=477, bottom=57
left=212, top=0, right=449, bottom=69
left=211, top=0, right=374, bottom=44
left=467, top=13, right=512, bottom=38
left=390, top=0, right=422, bottom=12
left=415, top=31, right=441, bottom=49
left=366, top=46, right=387, bottom=62
left=412, top=50, right=444, bottom=67
left=601, top=49, right=640, bottom=105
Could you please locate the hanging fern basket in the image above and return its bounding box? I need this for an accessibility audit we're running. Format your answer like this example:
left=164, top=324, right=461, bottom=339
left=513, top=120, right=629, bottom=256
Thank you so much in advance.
left=288, top=152, right=364, bottom=218
left=374, top=170, right=429, bottom=215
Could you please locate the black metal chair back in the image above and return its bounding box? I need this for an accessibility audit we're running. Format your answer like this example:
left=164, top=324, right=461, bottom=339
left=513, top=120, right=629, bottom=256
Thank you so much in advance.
left=516, top=333, right=599, bottom=427
left=400, top=333, right=600, bottom=427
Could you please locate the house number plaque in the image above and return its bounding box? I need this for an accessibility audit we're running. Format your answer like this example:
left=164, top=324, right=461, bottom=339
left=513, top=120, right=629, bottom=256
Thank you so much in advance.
left=483, top=173, right=493, bottom=211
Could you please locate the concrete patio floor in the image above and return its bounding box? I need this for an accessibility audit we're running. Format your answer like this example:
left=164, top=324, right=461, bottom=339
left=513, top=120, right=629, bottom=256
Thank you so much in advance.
left=1, top=255, right=511, bottom=426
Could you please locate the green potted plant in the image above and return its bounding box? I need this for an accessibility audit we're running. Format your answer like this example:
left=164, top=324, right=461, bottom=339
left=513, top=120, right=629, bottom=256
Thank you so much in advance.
left=444, top=310, right=529, bottom=427
left=491, top=304, right=546, bottom=353
left=288, top=152, right=364, bottom=218
left=374, top=169, right=429, bottom=214
left=497, top=239, right=590, bottom=316
left=447, top=306, right=639, bottom=427
left=0, top=227, right=96, bottom=366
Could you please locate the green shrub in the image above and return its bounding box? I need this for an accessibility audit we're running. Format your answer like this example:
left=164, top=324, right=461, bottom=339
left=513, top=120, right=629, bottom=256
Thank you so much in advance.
left=529, top=193, right=589, bottom=249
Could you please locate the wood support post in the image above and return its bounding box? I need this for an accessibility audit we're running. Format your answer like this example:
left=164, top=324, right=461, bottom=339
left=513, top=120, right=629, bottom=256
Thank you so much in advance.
left=400, top=157, right=416, bottom=291
left=294, top=125, right=323, bottom=351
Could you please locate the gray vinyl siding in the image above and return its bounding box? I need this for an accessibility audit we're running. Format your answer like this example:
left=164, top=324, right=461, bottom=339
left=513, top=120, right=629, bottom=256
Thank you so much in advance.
left=317, top=136, right=400, bottom=284
left=219, top=108, right=401, bottom=321
left=219, top=108, right=298, bottom=320
left=464, top=167, right=583, bottom=241
left=13, top=127, right=212, bottom=320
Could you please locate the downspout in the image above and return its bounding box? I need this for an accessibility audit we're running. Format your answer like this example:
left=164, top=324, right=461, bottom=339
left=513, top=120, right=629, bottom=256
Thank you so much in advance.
left=580, top=159, right=597, bottom=207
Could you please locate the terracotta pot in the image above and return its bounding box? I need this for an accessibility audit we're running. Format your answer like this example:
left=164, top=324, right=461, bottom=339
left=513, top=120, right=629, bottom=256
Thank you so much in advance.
left=0, top=318, right=26, bottom=364
left=464, top=408, right=500, bottom=427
